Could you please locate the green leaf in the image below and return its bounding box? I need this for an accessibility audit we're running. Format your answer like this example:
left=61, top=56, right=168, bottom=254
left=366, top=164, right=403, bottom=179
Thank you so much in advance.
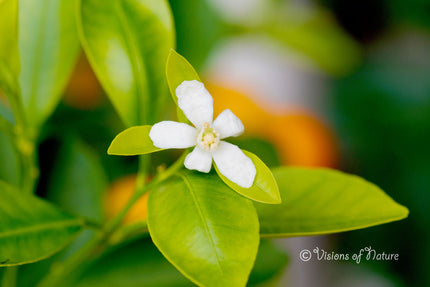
left=77, top=0, right=174, bottom=126
left=214, top=150, right=281, bottom=204
left=166, top=49, right=201, bottom=104
left=0, top=0, right=19, bottom=96
left=76, top=239, right=192, bottom=287
left=256, top=167, right=409, bottom=237
left=108, top=125, right=163, bottom=155
left=228, top=137, right=281, bottom=168
left=0, top=181, right=84, bottom=266
left=148, top=173, right=260, bottom=287
left=0, top=0, right=19, bottom=71
left=18, top=0, right=80, bottom=128
left=165, top=49, right=200, bottom=122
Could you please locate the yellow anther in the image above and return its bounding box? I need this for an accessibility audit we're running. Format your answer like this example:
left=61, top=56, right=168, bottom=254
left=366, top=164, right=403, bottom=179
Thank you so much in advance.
left=197, top=124, right=220, bottom=151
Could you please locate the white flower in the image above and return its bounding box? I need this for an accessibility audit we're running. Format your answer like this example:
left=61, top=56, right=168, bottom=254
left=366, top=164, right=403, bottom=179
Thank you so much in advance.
left=149, top=80, right=256, bottom=188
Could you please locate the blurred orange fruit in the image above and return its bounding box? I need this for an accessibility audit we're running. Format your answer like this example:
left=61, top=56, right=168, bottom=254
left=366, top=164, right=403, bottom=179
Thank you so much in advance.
left=64, top=53, right=103, bottom=110
left=105, top=175, right=149, bottom=225
left=207, top=83, right=338, bottom=168
left=268, top=114, right=339, bottom=168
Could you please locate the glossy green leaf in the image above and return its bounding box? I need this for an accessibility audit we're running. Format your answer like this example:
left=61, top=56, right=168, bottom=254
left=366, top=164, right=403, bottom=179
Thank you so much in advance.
left=148, top=173, right=260, bottom=287
left=214, top=150, right=281, bottom=204
left=228, top=137, right=281, bottom=168
left=0, top=0, right=19, bottom=70
left=108, top=125, right=163, bottom=155
left=166, top=49, right=201, bottom=104
left=18, top=0, right=80, bottom=128
left=166, top=49, right=200, bottom=122
left=0, top=181, right=84, bottom=266
left=76, top=239, right=192, bottom=287
left=256, top=167, right=409, bottom=238
left=78, top=0, right=174, bottom=126
left=0, top=0, right=19, bottom=96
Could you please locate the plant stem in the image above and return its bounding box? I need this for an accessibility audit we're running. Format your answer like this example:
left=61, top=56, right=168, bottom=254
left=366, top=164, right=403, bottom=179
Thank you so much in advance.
left=136, top=154, right=149, bottom=195
left=3, top=83, right=39, bottom=194
left=37, top=152, right=186, bottom=287
left=19, top=140, right=38, bottom=194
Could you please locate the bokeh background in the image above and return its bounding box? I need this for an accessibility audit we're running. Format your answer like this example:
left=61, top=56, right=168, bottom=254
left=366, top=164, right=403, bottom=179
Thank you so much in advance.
left=0, top=0, right=428, bottom=286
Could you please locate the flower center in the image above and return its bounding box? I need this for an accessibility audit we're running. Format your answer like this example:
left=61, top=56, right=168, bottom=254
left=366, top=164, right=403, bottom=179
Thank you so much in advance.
left=197, top=122, right=220, bottom=151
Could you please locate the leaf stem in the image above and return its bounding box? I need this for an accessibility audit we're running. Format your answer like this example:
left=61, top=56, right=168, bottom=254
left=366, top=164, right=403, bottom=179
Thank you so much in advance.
left=135, top=154, right=149, bottom=196
left=82, top=217, right=103, bottom=230
left=36, top=152, right=186, bottom=287
left=14, top=132, right=39, bottom=194
left=2, top=85, right=39, bottom=194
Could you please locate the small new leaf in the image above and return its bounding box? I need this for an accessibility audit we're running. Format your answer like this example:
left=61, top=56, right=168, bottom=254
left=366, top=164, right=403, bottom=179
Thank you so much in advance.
left=108, top=125, right=163, bottom=155
left=215, top=150, right=281, bottom=204
left=166, top=49, right=200, bottom=123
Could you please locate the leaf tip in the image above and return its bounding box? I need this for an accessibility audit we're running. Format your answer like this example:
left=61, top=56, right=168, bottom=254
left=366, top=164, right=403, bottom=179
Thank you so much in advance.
left=272, top=185, right=282, bottom=204
left=107, top=138, right=118, bottom=155
left=107, top=144, right=114, bottom=155
left=273, top=197, right=282, bottom=204
left=261, top=196, right=282, bottom=205
left=166, top=48, right=178, bottom=66
left=397, top=204, right=409, bottom=219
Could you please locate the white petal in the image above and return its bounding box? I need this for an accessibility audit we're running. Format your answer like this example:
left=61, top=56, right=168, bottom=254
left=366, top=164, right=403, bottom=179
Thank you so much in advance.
left=176, top=80, right=213, bottom=128
left=149, top=121, right=197, bottom=149
left=184, top=146, right=213, bottom=173
left=213, top=141, right=256, bottom=188
left=213, top=109, right=244, bottom=139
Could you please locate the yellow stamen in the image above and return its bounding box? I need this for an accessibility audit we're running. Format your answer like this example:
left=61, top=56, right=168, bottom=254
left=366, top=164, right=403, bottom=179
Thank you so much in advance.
left=197, top=122, right=220, bottom=151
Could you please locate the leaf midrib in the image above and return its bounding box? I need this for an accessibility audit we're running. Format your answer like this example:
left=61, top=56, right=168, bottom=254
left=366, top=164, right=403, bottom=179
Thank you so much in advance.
left=179, top=174, right=226, bottom=284
left=0, top=218, right=82, bottom=240
left=25, top=0, right=51, bottom=119
left=116, top=0, right=148, bottom=124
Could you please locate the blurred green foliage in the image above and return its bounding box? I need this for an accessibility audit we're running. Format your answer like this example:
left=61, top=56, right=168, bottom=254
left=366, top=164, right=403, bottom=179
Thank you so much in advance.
left=332, top=32, right=430, bottom=286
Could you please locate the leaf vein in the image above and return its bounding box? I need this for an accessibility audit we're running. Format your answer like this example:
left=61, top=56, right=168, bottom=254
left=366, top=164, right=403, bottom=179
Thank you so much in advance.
left=116, top=0, right=148, bottom=124
left=0, top=219, right=82, bottom=239
left=179, top=173, right=226, bottom=283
